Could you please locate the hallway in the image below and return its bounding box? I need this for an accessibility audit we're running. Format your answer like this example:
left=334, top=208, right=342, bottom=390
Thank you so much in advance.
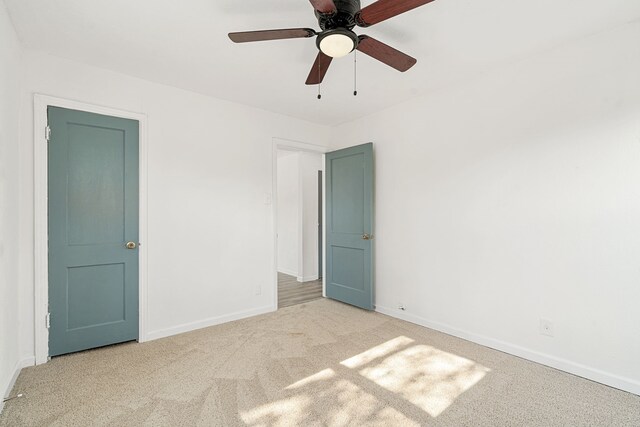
left=277, top=272, right=323, bottom=308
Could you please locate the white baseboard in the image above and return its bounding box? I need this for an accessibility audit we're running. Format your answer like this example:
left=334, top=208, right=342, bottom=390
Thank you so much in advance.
left=145, top=305, right=276, bottom=342
left=375, top=305, right=640, bottom=396
left=298, top=275, right=319, bottom=283
left=277, top=268, right=298, bottom=277
left=1, top=356, right=35, bottom=415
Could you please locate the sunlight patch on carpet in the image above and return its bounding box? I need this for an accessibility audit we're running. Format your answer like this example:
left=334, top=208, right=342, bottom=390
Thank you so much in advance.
left=240, top=395, right=312, bottom=426
left=359, top=344, right=490, bottom=417
left=340, top=336, right=415, bottom=369
left=244, top=336, right=490, bottom=424
left=286, top=368, right=335, bottom=390
left=320, top=378, right=420, bottom=426
left=242, top=378, right=419, bottom=426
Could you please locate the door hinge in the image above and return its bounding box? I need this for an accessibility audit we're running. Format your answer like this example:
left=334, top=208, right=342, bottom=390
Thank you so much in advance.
left=45, top=126, right=51, bottom=142
left=45, top=313, right=51, bottom=329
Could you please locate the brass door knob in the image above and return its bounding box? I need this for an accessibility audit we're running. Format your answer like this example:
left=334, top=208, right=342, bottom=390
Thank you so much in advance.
left=362, top=234, right=371, bottom=240
left=126, top=241, right=137, bottom=249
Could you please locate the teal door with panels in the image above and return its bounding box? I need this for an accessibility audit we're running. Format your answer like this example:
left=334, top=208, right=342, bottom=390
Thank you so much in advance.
left=48, top=106, right=140, bottom=356
left=325, top=143, right=374, bottom=310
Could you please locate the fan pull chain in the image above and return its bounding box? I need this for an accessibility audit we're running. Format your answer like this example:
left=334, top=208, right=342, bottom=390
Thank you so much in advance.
left=353, top=49, right=358, bottom=96
left=317, top=58, right=322, bottom=100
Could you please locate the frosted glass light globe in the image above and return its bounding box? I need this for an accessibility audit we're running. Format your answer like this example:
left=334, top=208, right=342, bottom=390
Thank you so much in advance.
left=320, top=33, right=355, bottom=58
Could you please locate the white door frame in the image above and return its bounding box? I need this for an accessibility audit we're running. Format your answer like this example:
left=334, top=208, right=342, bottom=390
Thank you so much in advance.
left=34, top=94, right=149, bottom=365
left=272, top=138, right=328, bottom=309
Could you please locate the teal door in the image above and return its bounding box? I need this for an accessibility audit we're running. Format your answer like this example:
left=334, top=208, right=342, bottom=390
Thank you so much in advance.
left=326, top=143, right=374, bottom=310
left=48, top=106, right=139, bottom=356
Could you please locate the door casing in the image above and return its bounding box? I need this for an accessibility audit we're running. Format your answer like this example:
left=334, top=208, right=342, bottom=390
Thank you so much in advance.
left=318, top=170, right=323, bottom=280
left=34, top=94, right=148, bottom=365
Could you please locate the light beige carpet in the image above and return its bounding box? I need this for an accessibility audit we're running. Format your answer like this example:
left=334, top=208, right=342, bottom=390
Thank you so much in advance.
left=1, top=298, right=639, bottom=426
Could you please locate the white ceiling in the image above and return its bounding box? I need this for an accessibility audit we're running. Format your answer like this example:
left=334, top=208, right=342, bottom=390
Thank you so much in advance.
left=5, top=0, right=640, bottom=125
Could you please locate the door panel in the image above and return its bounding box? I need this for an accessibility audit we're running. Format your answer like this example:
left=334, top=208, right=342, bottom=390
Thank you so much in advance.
left=326, top=143, right=374, bottom=310
left=67, top=263, right=126, bottom=330
left=330, top=154, right=365, bottom=233
left=67, top=126, right=126, bottom=245
left=48, top=106, right=139, bottom=356
left=331, top=246, right=365, bottom=290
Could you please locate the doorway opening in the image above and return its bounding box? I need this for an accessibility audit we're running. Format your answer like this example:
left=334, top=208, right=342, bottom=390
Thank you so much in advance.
left=272, top=139, right=374, bottom=311
left=273, top=141, right=326, bottom=309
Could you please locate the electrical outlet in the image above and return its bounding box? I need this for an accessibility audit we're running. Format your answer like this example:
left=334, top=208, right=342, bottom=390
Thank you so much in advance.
left=255, top=284, right=262, bottom=296
left=540, top=319, right=554, bottom=337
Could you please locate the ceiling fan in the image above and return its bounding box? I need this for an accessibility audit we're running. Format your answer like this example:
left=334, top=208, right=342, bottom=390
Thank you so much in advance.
left=228, top=0, right=436, bottom=86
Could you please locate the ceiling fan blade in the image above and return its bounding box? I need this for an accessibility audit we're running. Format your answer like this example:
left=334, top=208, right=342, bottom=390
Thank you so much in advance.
left=228, top=28, right=316, bottom=43
left=305, top=51, right=333, bottom=85
left=356, top=36, right=417, bottom=72
left=356, top=0, right=437, bottom=27
left=309, top=0, right=337, bottom=14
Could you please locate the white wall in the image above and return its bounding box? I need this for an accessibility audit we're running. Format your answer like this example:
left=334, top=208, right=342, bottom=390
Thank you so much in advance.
left=331, top=23, right=640, bottom=394
left=16, top=51, right=331, bottom=359
left=0, top=2, right=24, bottom=409
left=276, top=151, right=300, bottom=276
left=300, top=152, right=322, bottom=281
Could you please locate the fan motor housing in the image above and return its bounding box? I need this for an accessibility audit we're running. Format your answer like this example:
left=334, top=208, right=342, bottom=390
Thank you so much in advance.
left=316, top=0, right=361, bottom=31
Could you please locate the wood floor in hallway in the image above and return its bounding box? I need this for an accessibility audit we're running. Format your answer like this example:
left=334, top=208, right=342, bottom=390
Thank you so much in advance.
left=278, top=272, right=323, bottom=308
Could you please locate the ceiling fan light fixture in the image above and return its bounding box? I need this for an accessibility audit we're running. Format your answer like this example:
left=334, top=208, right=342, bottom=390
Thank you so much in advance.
left=230, top=0, right=431, bottom=86
left=317, top=29, right=358, bottom=58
